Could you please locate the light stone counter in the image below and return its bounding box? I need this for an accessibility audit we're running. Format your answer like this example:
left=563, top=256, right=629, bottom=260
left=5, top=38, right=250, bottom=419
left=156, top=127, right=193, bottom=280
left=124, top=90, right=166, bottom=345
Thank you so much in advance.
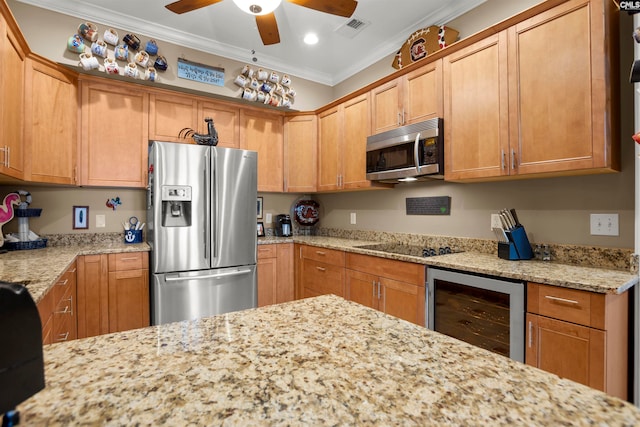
left=0, top=242, right=150, bottom=303
left=292, top=236, right=638, bottom=294
left=18, top=295, right=640, bottom=425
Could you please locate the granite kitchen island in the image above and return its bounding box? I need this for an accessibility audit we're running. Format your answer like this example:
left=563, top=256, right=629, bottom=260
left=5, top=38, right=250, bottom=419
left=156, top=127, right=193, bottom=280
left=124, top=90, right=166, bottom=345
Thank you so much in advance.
left=19, top=295, right=640, bottom=425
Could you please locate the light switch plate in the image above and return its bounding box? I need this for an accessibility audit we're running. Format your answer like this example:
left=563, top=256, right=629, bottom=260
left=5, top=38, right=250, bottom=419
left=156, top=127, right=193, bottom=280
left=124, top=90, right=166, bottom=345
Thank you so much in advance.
left=350, top=212, right=357, bottom=225
left=96, top=214, right=106, bottom=228
left=265, top=213, right=272, bottom=224
left=590, top=213, right=619, bottom=236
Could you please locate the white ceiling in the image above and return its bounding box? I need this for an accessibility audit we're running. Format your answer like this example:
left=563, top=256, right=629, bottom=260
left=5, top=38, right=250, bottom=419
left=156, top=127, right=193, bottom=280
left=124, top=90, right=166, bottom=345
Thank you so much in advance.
left=15, top=0, right=486, bottom=86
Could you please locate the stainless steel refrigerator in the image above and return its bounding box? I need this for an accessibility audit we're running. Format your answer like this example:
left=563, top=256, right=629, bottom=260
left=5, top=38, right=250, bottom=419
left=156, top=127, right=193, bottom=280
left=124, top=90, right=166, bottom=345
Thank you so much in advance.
left=148, top=141, right=257, bottom=325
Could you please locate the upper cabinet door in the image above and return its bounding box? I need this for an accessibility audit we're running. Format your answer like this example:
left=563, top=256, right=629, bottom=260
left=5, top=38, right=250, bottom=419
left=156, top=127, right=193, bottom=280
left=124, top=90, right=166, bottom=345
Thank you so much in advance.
left=79, top=79, right=149, bottom=188
left=317, top=106, right=342, bottom=192
left=0, top=13, right=26, bottom=179
left=444, top=32, right=510, bottom=181
left=403, top=60, right=443, bottom=125
left=509, top=0, right=617, bottom=175
left=240, top=109, right=283, bottom=192
left=198, top=101, right=240, bottom=149
left=24, top=57, right=77, bottom=184
left=342, top=93, right=371, bottom=190
left=370, top=78, right=402, bottom=134
left=284, top=114, right=317, bottom=193
left=149, top=92, right=197, bottom=143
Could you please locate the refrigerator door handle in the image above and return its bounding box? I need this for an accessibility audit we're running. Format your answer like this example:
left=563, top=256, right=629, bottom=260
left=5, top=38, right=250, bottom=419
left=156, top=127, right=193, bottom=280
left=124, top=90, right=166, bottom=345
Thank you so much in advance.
left=204, top=156, right=210, bottom=261
left=165, top=269, right=253, bottom=282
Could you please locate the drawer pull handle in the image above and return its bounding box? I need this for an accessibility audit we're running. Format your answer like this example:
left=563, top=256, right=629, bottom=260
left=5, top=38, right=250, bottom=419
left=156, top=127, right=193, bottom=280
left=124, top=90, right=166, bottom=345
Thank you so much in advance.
left=315, top=251, right=326, bottom=256
left=56, top=332, right=70, bottom=342
left=528, top=321, right=533, bottom=348
left=69, top=268, right=77, bottom=273
left=316, top=266, right=326, bottom=272
left=119, top=257, right=139, bottom=261
left=544, top=295, right=579, bottom=305
left=57, top=279, right=68, bottom=286
left=55, top=297, right=73, bottom=316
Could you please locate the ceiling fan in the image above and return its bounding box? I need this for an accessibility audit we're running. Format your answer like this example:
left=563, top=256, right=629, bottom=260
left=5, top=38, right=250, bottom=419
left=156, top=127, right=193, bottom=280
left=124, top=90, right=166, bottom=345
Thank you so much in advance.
left=165, top=0, right=358, bottom=45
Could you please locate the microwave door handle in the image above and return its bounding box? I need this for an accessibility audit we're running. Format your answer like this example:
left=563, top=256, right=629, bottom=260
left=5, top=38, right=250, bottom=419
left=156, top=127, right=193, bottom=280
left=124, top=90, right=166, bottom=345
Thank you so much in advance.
left=414, top=133, right=421, bottom=173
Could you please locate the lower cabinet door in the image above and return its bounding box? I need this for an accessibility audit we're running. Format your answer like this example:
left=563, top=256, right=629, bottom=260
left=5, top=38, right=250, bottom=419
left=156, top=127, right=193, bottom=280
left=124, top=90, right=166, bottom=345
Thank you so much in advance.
left=526, top=313, right=605, bottom=392
left=108, top=268, right=150, bottom=333
left=345, top=269, right=377, bottom=310
left=380, top=277, right=425, bottom=326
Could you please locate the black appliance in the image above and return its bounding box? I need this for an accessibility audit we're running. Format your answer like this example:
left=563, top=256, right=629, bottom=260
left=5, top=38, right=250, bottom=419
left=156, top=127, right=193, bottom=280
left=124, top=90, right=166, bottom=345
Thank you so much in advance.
left=0, top=283, right=45, bottom=425
left=275, top=214, right=292, bottom=237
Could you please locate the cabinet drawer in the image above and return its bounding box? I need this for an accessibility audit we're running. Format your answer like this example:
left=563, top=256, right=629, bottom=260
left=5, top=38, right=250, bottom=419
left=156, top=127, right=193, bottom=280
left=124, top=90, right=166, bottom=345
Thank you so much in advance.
left=302, top=259, right=344, bottom=297
left=301, top=245, right=345, bottom=266
left=53, top=286, right=75, bottom=343
left=109, top=252, right=146, bottom=271
left=346, top=253, right=424, bottom=285
left=257, top=244, right=277, bottom=259
left=528, top=283, right=602, bottom=328
left=52, top=261, right=76, bottom=303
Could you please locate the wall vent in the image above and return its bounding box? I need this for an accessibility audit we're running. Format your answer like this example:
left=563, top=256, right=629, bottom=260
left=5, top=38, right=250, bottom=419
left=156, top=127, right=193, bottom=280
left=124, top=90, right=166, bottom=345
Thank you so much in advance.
left=335, top=17, right=371, bottom=38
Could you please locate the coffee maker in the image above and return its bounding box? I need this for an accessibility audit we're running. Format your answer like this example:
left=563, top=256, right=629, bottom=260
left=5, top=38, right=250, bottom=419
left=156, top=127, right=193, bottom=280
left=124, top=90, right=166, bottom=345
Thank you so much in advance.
left=275, top=214, right=292, bottom=237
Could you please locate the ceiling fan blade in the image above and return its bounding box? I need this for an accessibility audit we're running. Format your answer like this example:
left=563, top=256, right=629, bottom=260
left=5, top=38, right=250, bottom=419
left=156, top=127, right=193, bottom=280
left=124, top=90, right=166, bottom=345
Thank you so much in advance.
left=165, top=0, right=224, bottom=14
left=286, top=0, right=357, bottom=17
left=256, top=13, right=280, bottom=45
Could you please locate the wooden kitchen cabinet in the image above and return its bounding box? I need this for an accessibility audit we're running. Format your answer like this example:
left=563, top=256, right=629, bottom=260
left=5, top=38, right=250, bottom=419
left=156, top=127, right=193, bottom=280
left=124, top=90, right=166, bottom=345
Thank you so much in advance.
left=108, top=252, right=149, bottom=333
left=198, top=101, right=240, bottom=148
left=240, top=109, right=284, bottom=192
left=0, top=7, right=27, bottom=180
left=526, top=282, right=628, bottom=400
left=76, top=254, right=109, bottom=338
left=36, top=261, right=77, bottom=345
left=507, top=0, right=618, bottom=176
left=317, top=94, right=388, bottom=192
left=284, top=114, right=317, bottom=192
left=79, top=78, right=149, bottom=187
left=445, top=0, right=618, bottom=181
left=371, top=60, right=442, bottom=134
left=149, top=92, right=197, bottom=143
left=23, top=55, right=77, bottom=184
left=346, top=253, right=425, bottom=326
left=444, top=32, right=509, bottom=181
left=297, top=245, right=345, bottom=298
left=257, top=243, right=294, bottom=307
left=148, top=92, right=241, bottom=149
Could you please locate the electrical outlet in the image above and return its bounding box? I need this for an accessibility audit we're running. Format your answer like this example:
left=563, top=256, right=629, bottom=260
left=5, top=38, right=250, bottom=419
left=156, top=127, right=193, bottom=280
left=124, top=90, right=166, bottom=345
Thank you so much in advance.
left=590, top=213, right=619, bottom=236
left=96, top=214, right=106, bottom=228
left=490, top=214, right=502, bottom=230
left=350, top=212, right=357, bottom=225
left=265, top=213, right=272, bottom=224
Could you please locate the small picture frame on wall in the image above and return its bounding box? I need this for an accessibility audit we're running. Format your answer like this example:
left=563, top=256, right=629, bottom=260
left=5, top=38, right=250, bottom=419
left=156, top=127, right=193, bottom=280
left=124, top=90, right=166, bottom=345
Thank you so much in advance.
left=257, top=222, right=265, bottom=237
left=73, top=206, right=89, bottom=230
left=257, top=197, right=263, bottom=219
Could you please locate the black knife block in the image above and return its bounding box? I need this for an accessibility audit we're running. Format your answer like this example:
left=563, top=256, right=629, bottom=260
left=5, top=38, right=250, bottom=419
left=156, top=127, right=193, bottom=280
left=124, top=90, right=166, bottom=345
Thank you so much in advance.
left=498, top=226, right=533, bottom=260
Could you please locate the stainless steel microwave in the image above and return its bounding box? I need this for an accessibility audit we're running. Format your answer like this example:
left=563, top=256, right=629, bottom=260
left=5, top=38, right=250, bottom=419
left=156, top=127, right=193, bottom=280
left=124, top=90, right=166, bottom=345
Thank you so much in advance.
left=366, top=118, right=443, bottom=183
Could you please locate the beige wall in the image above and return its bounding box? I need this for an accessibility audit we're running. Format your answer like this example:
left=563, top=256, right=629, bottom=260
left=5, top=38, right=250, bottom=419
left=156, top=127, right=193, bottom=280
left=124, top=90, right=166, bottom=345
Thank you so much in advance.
left=1, top=0, right=633, bottom=250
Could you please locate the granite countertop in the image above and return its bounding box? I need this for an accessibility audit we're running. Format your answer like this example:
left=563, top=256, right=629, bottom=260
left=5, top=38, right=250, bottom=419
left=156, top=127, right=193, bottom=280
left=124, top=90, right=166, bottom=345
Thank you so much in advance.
left=288, top=236, right=639, bottom=294
left=18, top=294, right=640, bottom=425
left=0, top=242, right=150, bottom=303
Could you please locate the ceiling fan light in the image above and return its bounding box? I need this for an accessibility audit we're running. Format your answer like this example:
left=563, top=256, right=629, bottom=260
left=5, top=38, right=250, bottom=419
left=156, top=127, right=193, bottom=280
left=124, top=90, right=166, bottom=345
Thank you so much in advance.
left=304, top=33, right=319, bottom=45
left=233, top=0, right=282, bottom=15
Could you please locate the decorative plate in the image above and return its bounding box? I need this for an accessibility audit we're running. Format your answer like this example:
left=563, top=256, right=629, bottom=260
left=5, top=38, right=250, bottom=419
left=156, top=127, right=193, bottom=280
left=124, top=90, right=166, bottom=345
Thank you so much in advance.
left=293, top=199, right=320, bottom=226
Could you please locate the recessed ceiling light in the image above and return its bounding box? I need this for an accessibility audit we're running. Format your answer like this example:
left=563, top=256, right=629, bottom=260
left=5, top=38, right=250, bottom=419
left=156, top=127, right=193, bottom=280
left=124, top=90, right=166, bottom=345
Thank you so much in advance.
left=304, top=33, right=319, bottom=45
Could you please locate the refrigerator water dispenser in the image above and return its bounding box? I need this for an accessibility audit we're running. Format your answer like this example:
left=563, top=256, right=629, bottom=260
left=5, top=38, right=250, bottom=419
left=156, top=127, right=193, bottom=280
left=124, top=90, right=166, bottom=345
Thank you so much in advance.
left=161, top=185, right=192, bottom=227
